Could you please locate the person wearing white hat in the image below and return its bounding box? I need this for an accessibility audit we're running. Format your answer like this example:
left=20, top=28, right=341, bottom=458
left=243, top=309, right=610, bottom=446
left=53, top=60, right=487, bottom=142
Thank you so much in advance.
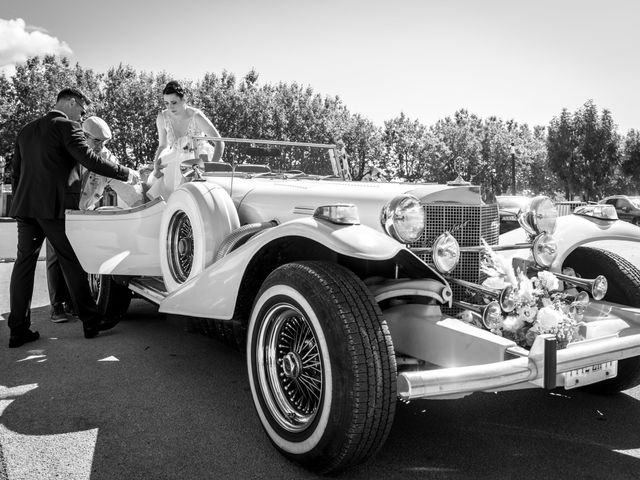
left=76, top=116, right=145, bottom=210
left=46, top=116, right=146, bottom=324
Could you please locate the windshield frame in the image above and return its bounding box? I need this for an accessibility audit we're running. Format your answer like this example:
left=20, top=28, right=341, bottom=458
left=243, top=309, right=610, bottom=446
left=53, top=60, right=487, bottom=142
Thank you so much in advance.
left=191, top=136, right=346, bottom=179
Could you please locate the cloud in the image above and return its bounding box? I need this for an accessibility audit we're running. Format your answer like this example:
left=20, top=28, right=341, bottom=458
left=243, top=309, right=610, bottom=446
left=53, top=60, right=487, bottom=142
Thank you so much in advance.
left=0, top=18, right=72, bottom=75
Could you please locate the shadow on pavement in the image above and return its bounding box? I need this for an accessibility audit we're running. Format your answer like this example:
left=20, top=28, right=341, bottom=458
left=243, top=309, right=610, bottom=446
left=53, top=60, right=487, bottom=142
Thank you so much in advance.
left=1, top=300, right=640, bottom=479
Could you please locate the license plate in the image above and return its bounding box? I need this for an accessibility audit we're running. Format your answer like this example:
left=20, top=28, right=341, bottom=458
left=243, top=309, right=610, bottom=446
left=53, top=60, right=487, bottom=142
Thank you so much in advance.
left=564, top=361, right=618, bottom=389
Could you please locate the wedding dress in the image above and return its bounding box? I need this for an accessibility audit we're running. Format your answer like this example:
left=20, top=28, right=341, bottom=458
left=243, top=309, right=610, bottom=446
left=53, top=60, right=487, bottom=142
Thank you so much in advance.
left=146, top=109, right=215, bottom=201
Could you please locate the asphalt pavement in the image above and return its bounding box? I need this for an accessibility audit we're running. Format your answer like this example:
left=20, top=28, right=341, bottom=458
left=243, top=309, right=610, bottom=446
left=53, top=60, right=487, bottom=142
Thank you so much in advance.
left=2, top=220, right=640, bottom=479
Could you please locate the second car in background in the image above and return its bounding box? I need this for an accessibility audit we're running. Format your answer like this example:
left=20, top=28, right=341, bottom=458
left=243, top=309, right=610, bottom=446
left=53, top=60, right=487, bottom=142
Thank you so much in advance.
left=600, top=195, right=640, bottom=225
left=496, top=195, right=531, bottom=233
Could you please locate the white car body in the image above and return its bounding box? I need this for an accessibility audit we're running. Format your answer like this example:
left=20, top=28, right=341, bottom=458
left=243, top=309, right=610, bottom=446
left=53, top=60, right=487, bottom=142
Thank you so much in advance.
left=65, top=137, right=640, bottom=473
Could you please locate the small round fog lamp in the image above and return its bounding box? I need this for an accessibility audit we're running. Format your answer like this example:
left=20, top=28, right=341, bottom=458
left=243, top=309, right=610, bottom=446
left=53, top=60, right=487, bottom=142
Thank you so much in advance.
left=432, top=232, right=460, bottom=273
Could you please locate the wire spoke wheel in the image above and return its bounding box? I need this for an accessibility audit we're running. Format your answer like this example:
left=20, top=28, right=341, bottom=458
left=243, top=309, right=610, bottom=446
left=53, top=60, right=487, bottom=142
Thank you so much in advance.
left=247, top=261, right=397, bottom=474
left=88, top=273, right=102, bottom=302
left=167, top=211, right=194, bottom=283
left=258, top=303, right=322, bottom=432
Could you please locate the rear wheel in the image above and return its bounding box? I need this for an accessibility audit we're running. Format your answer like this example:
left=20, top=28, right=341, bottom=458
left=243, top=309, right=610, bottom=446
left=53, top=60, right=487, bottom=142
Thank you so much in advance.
left=247, top=261, right=396, bottom=474
left=563, top=246, right=640, bottom=393
left=88, top=274, right=131, bottom=317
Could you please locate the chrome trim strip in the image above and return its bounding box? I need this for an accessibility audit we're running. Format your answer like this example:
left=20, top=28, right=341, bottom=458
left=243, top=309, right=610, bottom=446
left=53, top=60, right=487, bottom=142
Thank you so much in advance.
left=128, top=278, right=167, bottom=305
left=65, top=197, right=165, bottom=216
left=191, top=136, right=335, bottom=149
left=410, top=243, right=533, bottom=254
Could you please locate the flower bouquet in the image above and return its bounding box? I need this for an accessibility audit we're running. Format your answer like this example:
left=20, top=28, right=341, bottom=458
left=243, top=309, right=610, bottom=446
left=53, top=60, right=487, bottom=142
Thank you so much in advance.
left=460, top=241, right=586, bottom=349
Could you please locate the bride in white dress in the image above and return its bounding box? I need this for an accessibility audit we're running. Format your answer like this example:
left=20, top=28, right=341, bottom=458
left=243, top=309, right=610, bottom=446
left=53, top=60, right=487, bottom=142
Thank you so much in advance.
left=147, top=80, right=224, bottom=200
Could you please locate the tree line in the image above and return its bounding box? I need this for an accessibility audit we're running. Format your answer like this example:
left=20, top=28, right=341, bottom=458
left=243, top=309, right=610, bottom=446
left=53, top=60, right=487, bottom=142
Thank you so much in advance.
left=1, top=55, right=638, bottom=201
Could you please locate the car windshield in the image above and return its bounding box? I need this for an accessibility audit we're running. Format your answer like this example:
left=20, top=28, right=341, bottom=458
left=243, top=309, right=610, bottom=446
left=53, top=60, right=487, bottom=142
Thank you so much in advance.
left=192, top=136, right=345, bottom=179
left=628, top=197, right=640, bottom=208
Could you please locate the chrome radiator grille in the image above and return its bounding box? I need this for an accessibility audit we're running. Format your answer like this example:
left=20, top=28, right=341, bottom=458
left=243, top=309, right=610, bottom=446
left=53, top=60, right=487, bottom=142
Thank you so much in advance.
left=409, top=203, right=500, bottom=298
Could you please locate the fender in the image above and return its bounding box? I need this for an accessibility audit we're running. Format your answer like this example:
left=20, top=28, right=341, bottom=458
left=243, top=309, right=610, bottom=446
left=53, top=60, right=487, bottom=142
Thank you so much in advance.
left=499, top=214, right=640, bottom=270
left=159, top=216, right=445, bottom=319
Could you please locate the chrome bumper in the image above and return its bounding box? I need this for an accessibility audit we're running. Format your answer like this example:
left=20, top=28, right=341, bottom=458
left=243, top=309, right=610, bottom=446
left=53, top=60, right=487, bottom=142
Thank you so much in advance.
left=397, top=332, right=640, bottom=400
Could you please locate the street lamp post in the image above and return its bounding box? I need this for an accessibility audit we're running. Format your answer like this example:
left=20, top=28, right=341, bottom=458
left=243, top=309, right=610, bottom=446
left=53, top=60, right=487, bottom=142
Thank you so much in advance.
left=509, top=143, right=516, bottom=195
left=0, top=155, right=5, bottom=217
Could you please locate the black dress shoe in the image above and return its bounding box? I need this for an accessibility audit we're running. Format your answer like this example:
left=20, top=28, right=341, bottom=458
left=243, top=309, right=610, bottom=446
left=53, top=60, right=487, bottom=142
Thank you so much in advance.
left=9, top=329, right=40, bottom=348
left=83, top=316, right=121, bottom=339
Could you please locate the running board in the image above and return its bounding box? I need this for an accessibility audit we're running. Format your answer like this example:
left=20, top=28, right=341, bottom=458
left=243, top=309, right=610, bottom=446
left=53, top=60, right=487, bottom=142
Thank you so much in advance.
left=128, top=277, right=168, bottom=305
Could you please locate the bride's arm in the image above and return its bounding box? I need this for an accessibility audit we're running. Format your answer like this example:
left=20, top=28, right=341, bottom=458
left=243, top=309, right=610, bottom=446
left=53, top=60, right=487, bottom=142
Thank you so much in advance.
left=194, top=110, right=225, bottom=162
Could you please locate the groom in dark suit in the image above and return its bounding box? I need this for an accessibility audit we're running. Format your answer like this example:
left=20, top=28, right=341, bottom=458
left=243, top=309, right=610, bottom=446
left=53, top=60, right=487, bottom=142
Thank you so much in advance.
left=7, top=87, right=140, bottom=347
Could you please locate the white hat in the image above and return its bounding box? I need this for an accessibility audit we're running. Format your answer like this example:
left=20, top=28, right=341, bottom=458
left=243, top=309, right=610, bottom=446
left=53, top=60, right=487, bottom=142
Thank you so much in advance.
left=82, top=116, right=112, bottom=141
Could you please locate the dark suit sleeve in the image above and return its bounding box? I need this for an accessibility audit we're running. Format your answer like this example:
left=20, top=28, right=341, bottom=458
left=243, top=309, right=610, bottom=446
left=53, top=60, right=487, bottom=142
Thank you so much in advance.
left=12, top=136, right=21, bottom=193
left=59, top=120, right=130, bottom=181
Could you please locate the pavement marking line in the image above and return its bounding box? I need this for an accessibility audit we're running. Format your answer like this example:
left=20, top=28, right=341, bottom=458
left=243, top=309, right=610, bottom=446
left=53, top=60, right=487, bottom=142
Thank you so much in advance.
left=16, top=355, right=46, bottom=363
left=612, top=449, right=640, bottom=459
left=97, top=356, right=119, bottom=362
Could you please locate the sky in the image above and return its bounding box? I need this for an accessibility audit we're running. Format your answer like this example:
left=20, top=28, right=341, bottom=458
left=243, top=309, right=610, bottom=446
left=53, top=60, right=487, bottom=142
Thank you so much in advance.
left=1, top=0, right=639, bottom=132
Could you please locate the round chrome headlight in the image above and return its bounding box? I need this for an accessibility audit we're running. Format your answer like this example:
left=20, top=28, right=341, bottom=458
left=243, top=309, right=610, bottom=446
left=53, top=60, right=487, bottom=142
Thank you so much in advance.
left=432, top=232, right=460, bottom=273
left=519, top=196, right=558, bottom=235
left=532, top=232, right=558, bottom=268
left=380, top=194, right=425, bottom=243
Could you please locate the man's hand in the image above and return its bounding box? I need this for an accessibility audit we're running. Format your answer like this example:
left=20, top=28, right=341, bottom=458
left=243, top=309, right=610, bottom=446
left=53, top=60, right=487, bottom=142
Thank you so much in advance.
left=127, top=169, right=141, bottom=185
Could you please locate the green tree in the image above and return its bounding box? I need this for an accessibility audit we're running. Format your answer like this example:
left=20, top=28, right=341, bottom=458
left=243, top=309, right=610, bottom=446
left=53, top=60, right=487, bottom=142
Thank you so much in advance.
left=2, top=56, right=95, bottom=171
left=341, top=114, right=384, bottom=180
left=547, top=108, right=578, bottom=199
left=429, top=110, right=485, bottom=184
left=548, top=101, right=620, bottom=201
left=573, top=100, right=620, bottom=200
left=382, top=112, right=428, bottom=181
left=619, top=129, right=640, bottom=194
left=99, top=65, right=165, bottom=168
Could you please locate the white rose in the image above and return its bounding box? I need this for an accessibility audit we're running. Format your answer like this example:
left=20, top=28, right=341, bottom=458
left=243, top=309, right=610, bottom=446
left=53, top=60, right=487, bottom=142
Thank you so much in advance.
left=537, top=271, right=561, bottom=291
left=483, top=276, right=508, bottom=290
left=503, top=315, right=525, bottom=332
left=535, top=306, right=563, bottom=331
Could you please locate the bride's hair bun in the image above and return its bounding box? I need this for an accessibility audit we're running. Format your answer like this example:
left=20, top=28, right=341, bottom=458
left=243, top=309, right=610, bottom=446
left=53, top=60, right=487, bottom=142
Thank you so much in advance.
left=163, top=80, right=185, bottom=98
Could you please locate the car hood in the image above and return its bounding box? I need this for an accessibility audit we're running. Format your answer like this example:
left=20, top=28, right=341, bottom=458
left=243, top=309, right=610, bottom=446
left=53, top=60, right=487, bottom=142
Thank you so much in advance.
left=205, top=176, right=483, bottom=229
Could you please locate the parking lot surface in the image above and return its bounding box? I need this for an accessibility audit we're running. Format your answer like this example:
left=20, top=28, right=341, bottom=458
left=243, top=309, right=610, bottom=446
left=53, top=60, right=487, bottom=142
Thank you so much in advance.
left=1, top=220, right=640, bottom=479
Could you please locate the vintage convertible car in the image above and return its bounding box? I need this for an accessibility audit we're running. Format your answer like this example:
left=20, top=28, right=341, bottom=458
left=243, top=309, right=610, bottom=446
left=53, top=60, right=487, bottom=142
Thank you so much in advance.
left=66, top=138, right=640, bottom=474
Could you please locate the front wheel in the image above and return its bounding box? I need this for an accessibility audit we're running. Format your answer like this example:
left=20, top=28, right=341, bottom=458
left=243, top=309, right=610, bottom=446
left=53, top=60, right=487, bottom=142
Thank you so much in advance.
left=247, top=261, right=397, bottom=474
left=564, top=246, right=640, bottom=393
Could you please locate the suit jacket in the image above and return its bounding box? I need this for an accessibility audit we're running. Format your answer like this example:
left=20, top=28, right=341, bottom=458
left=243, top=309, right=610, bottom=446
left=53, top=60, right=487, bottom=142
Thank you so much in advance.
left=10, top=111, right=130, bottom=219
